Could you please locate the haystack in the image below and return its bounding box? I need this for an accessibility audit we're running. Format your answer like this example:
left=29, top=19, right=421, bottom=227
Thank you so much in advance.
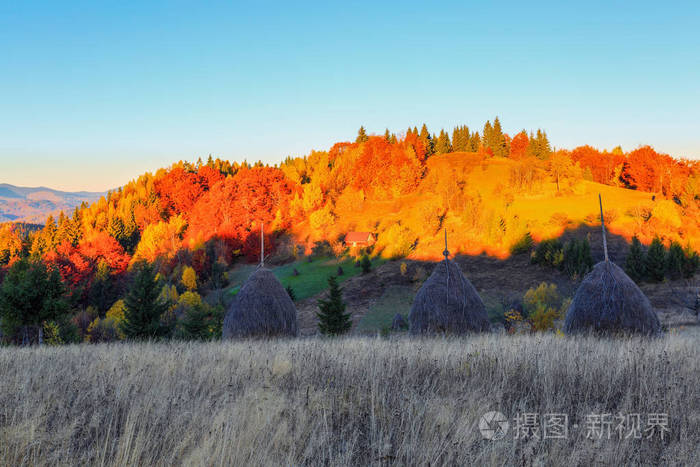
left=563, top=195, right=661, bottom=336
left=563, top=261, right=661, bottom=335
left=222, top=225, right=298, bottom=338
left=409, top=232, right=490, bottom=334
left=222, top=268, right=299, bottom=338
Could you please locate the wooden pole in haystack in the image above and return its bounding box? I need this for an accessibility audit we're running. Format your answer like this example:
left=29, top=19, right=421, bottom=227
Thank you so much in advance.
left=260, top=223, right=264, bottom=268
left=599, top=193, right=609, bottom=262
left=443, top=229, right=450, bottom=305
left=443, top=228, right=450, bottom=261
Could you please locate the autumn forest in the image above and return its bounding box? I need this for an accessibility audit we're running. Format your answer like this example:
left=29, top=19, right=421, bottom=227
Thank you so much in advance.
left=1, top=118, right=699, bottom=343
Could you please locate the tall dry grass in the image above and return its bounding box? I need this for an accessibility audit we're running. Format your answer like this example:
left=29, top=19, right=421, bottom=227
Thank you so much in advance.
left=1, top=330, right=698, bottom=466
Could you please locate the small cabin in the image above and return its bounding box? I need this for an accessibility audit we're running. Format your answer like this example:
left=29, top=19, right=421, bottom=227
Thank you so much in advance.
left=345, top=232, right=375, bottom=248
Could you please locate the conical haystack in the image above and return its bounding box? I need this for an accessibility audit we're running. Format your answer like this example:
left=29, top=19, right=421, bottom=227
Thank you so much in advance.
left=563, top=194, right=661, bottom=336
left=222, top=268, right=298, bottom=339
left=409, top=259, right=490, bottom=334
left=563, top=260, right=661, bottom=335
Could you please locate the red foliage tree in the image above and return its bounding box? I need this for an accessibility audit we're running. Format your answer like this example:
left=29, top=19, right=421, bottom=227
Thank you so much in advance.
left=510, top=131, right=529, bottom=159
left=186, top=166, right=298, bottom=259
left=620, top=146, right=673, bottom=193
left=351, top=136, right=422, bottom=197
left=570, top=145, right=624, bottom=185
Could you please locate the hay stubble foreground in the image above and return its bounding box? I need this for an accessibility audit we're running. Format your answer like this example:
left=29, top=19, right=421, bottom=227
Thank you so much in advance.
left=1, top=331, right=698, bottom=466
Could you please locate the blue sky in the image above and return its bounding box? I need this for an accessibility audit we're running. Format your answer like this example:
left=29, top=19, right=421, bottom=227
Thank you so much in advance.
left=1, top=1, right=699, bottom=191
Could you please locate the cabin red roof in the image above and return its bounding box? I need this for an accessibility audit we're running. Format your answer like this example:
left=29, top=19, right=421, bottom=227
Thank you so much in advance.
left=345, top=232, right=373, bottom=243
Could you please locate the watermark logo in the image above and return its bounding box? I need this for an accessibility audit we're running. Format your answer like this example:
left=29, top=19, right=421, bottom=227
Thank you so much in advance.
left=479, top=411, right=509, bottom=440
left=479, top=411, right=669, bottom=441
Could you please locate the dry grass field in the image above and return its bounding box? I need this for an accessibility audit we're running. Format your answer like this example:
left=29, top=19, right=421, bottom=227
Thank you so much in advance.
left=1, top=330, right=699, bottom=466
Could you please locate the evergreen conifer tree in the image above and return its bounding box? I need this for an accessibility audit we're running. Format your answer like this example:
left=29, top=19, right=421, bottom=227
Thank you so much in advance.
left=682, top=245, right=699, bottom=279
left=419, top=124, right=434, bottom=156
left=666, top=241, right=685, bottom=280
left=356, top=126, right=369, bottom=143
left=645, top=237, right=667, bottom=282
left=0, top=259, right=69, bottom=344
left=435, top=129, right=451, bottom=154
left=483, top=120, right=493, bottom=153
left=625, top=236, right=647, bottom=283
left=492, top=117, right=507, bottom=158
left=120, top=262, right=169, bottom=340
left=469, top=131, right=481, bottom=151
left=526, top=131, right=537, bottom=158
left=178, top=304, right=213, bottom=341
left=317, top=276, right=351, bottom=336
left=452, top=127, right=461, bottom=152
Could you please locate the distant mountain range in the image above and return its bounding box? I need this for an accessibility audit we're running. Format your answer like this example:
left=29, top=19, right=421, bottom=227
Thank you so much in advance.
left=0, top=183, right=105, bottom=224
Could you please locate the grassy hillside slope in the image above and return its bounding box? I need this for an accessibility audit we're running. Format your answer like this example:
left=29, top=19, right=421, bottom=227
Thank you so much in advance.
left=291, top=152, right=677, bottom=261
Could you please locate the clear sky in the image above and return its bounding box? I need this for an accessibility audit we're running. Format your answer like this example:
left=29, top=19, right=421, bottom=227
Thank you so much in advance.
left=1, top=1, right=699, bottom=191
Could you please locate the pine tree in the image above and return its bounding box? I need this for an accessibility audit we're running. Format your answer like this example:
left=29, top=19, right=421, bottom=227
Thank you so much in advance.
left=120, top=262, right=170, bottom=340
left=666, top=241, right=685, bottom=280
left=316, top=276, right=351, bottom=336
left=625, top=236, right=647, bottom=283
left=42, top=215, right=57, bottom=250
left=469, top=131, right=481, bottom=151
left=356, top=126, right=369, bottom=143
left=492, top=117, right=507, bottom=158
left=535, top=129, right=552, bottom=160
left=384, top=128, right=391, bottom=141
left=0, top=259, right=69, bottom=344
left=645, top=237, right=667, bottom=282
left=682, top=245, right=699, bottom=279
left=419, top=124, right=434, bottom=156
left=435, top=129, right=452, bottom=154
left=177, top=304, right=214, bottom=340
left=526, top=131, right=537, bottom=158
left=483, top=120, right=493, bottom=154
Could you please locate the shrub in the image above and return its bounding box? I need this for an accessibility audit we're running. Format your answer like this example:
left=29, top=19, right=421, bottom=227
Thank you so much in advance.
left=42, top=321, right=63, bottom=346
left=504, top=309, right=531, bottom=334
left=625, top=236, right=647, bottom=283
left=523, top=283, right=568, bottom=332
left=311, top=240, right=333, bottom=258
left=645, top=237, right=667, bottom=282
left=549, top=213, right=570, bottom=227
left=531, top=239, right=564, bottom=268
left=360, top=255, right=372, bottom=274
left=87, top=317, right=121, bottom=343
left=510, top=232, right=534, bottom=255
left=561, top=238, right=593, bottom=280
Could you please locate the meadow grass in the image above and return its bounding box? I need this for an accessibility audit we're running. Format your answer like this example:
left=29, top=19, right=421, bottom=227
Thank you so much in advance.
left=225, top=256, right=386, bottom=301
left=0, top=330, right=698, bottom=466
left=356, top=285, right=413, bottom=334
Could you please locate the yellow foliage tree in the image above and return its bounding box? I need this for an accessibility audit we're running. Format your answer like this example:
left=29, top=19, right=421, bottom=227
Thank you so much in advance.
left=133, top=215, right=187, bottom=262
left=181, top=266, right=197, bottom=291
